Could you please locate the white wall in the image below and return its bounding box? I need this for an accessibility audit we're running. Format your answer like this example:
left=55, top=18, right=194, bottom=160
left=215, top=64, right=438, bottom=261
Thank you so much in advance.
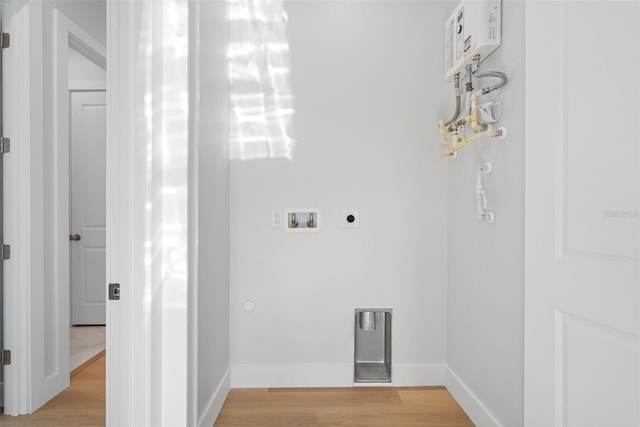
left=52, top=0, right=105, bottom=45
left=444, top=1, right=525, bottom=426
left=230, top=0, right=450, bottom=386
left=68, top=47, right=105, bottom=82
left=190, top=1, right=231, bottom=426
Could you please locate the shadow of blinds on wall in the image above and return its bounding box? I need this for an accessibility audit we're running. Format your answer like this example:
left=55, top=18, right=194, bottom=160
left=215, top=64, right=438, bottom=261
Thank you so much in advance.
left=229, top=0, right=295, bottom=160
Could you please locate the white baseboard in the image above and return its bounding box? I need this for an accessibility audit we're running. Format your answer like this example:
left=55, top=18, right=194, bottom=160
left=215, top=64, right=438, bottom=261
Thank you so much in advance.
left=392, top=363, right=445, bottom=386
left=231, top=364, right=353, bottom=388
left=198, top=368, right=230, bottom=427
left=231, top=363, right=445, bottom=388
left=444, top=366, right=503, bottom=427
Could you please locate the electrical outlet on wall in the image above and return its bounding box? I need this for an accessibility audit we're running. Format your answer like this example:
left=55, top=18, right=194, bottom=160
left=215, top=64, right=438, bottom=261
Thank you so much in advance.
left=272, top=210, right=282, bottom=227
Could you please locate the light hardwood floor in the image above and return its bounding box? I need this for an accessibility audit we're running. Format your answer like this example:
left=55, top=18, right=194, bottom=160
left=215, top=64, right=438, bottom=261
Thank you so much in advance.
left=1, top=362, right=474, bottom=426
left=215, top=387, right=474, bottom=426
left=0, top=354, right=105, bottom=426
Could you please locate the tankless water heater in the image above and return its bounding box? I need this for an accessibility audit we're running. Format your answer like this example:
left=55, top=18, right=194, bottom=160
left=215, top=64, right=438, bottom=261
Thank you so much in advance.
left=444, top=0, right=501, bottom=81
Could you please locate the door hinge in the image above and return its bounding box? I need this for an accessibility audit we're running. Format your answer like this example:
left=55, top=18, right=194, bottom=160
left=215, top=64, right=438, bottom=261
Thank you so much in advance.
left=1, top=244, right=10, bottom=260
left=1, top=349, right=11, bottom=366
left=0, top=137, right=10, bottom=154
left=0, top=33, right=9, bottom=49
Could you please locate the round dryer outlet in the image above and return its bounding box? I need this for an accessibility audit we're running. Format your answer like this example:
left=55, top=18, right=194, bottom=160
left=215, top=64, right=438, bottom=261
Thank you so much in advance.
left=342, top=210, right=360, bottom=227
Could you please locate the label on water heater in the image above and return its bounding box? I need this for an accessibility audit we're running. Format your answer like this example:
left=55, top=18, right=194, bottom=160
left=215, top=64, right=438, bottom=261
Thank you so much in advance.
left=447, top=20, right=454, bottom=69
left=456, top=8, right=464, bottom=59
left=488, top=6, right=498, bottom=40
left=464, top=35, right=472, bottom=53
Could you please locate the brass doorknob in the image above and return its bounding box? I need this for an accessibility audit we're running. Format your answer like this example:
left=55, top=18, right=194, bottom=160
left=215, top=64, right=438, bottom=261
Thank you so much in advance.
left=69, top=234, right=81, bottom=241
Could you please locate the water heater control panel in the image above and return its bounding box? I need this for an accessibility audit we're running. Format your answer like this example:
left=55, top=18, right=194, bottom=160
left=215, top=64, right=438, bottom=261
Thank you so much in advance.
left=445, top=0, right=501, bottom=81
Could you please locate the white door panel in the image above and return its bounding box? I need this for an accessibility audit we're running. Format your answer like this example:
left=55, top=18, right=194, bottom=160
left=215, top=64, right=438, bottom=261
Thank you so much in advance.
left=70, top=90, right=106, bottom=325
left=525, top=2, right=640, bottom=426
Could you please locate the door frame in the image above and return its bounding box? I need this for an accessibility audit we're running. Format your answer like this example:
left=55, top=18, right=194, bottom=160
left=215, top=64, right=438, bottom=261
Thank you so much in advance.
left=49, top=3, right=107, bottom=375
left=106, top=1, right=189, bottom=425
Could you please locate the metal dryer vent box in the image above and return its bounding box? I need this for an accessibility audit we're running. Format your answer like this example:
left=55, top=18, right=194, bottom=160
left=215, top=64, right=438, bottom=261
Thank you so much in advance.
left=444, top=0, right=501, bottom=81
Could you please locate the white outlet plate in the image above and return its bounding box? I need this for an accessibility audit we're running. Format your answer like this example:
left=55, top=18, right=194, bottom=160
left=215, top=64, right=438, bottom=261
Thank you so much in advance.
left=272, top=210, right=282, bottom=227
left=342, top=210, right=360, bottom=227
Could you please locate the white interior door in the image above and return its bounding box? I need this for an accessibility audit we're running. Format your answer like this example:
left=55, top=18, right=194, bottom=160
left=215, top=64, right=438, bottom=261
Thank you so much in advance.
left=70, top=90, right=107, bottom=325
left=0, top=0, right=5, bottom=408
left=525, top=2, right=640, bottom=426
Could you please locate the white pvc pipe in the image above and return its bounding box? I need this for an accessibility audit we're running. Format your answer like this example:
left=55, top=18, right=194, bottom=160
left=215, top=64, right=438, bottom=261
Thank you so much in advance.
left=475, top=162, right=495, bottom=223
